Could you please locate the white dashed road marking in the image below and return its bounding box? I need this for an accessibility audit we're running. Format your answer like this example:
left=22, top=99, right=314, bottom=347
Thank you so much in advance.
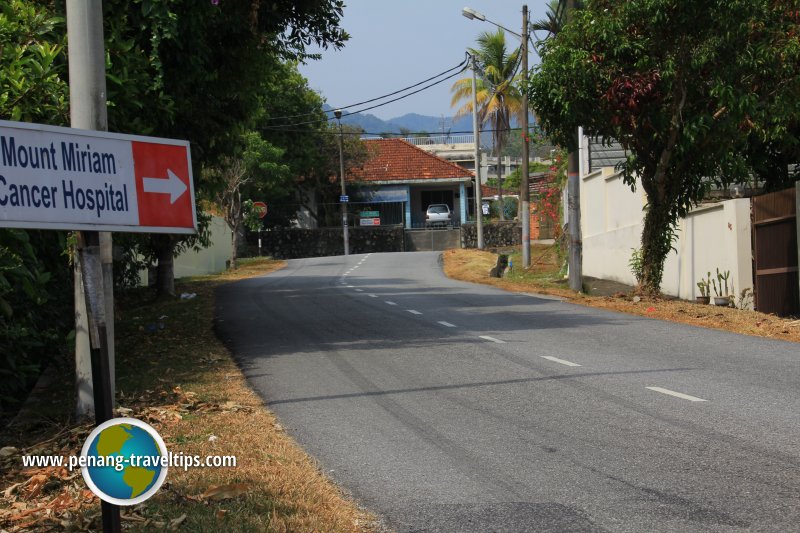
left=368, top=294, right=378, bottom=298
left=646, top=387, right=708, bottom=402
left=479, top=335, right=505, bottom=344
left=407, top=310, right=422, bottom=315
left=385, top=301, right=397, bottom=306
left=541, top=356, right=581, bottom=367
left=438, top=321, right=456, bottom=327
left=355, top=289, right=363, bottom=292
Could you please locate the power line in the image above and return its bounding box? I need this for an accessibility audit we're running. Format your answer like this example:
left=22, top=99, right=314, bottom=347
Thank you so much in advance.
left=261, top=66, right=469, bottom=130
left=260, top=126, right=542, bottom=136
left=261, top=54, right=470, bottom=123
left=339, top=68, right=469, bottom=119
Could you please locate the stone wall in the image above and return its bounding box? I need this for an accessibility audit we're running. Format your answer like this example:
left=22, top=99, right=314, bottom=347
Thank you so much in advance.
left=245, top=226, right=405, bottom=259
left=461, top=221, right=522, bottom=249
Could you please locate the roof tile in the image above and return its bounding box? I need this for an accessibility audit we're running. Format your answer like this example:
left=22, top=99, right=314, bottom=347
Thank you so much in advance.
left=348, top=139, right=473, bottom=183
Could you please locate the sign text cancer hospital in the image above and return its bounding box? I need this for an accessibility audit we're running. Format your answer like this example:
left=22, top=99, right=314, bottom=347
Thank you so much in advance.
left=1, top=135, right=130, bottom=218
left=0, top=120, right=196, bottom=234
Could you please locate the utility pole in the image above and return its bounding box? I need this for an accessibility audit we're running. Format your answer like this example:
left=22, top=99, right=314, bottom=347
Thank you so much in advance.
left=68, top=1, right=115, bottom=419
left=566, top=0, right=583, bottom=291
left=520, top=5, right=531, bottom=268
left=470, top=55, right=485, bottom=249
left=334, top=109, right=350, bottom=255
left=67, top=1, right=121, bottom=531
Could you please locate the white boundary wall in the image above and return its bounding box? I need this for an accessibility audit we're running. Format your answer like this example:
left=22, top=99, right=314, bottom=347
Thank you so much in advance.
left=581, top=168, right=753, bottom=303
left=140, top=215, right=232, bottom=284
left=174, top=215, right=232, bottom=278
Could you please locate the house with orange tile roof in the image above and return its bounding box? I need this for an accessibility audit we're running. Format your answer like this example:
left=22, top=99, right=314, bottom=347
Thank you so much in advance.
left=347, top=139, right=475, bottom=229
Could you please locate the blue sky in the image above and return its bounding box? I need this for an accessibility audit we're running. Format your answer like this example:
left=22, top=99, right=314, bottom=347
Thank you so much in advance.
left=298, top=1, right=552, bottom=120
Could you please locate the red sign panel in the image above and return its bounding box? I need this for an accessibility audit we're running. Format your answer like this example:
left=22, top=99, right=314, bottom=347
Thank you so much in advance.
left=252, top=201, right=268, bottom=219
left=132, top=142, right=194, bottom=230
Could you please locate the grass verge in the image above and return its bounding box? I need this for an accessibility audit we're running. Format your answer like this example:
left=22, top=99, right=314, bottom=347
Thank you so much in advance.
left=444, top=247, right=800, bottom=344
left=1, top=257, right=377, bottom=532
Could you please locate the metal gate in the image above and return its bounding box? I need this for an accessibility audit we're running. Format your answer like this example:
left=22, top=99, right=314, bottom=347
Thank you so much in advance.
left=404, top=228, right=461, bottom=251
left=752, top=185, right=799, bottom=316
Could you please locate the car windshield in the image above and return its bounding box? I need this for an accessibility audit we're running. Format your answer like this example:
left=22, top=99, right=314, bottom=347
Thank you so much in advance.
left=428, top=206, right=449, bottom=213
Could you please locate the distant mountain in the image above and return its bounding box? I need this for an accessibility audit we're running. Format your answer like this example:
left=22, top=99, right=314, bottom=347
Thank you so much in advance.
left=322, top=105, right=473, bottom=136
left=387, top=113, right=473, bottom=135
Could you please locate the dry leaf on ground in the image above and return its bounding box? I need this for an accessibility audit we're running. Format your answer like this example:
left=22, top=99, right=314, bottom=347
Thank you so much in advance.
left=200, top=483, right=252, bottom=501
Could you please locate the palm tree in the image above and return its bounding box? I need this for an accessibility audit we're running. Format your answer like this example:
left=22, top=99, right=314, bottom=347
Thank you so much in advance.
left=451, top=29, right=524, bottom=220
left=530, top=1, right=563, bottom=42
left=531, top=0, right=583, bottom=52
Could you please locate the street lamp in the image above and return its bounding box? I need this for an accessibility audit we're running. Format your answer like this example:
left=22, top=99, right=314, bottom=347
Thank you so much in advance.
left=463, top=5, right=532, bottom=268
left=461, top=7, right=485, bottom=21
left=334, top=109, right=349, bottom=256
left=462, top=7, right=521, bottom=37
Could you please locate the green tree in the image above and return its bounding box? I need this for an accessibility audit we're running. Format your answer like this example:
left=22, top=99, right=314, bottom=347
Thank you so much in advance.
left=452, top=29, right=524, bottom=220
left=92, top=0, right=349, bottom=294
left=0, top=1, right=67, bottom=124
left=530, top=0, right=567, bottom=49
left=296, top=123, right=369, bottom=228
left=210, top=132, right=289, bottom=269
left=529, top=0, right=800, bottom=294
left=0, top=1, right=72, bottom=415
left=253, top=62, right=370, bottom=228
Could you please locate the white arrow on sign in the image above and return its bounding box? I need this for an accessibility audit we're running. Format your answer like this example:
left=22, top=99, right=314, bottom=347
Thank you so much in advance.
left=143, top=169, right=187, bottom=204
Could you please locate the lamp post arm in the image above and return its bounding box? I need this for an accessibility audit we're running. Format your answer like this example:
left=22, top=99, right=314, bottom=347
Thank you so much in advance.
left=483, top=16, right=523, bottom=39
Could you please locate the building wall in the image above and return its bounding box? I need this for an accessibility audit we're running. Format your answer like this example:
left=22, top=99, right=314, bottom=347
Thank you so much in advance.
left=139, top=215, right=233, bottom=285
left=174, top=215, right=233, bottom=279
left=581, top=169, right=753, bottom=304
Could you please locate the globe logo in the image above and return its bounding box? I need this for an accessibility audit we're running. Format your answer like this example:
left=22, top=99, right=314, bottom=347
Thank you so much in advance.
left=80, top=417, right=168, bottom=506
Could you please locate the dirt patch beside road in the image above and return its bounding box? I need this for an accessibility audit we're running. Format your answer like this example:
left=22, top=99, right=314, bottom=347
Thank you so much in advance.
left=1, top=258, right=378, bottom=532
left=444, top=248, right=800, bottom=344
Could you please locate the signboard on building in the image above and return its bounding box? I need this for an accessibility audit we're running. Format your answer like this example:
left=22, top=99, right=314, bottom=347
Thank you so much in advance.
left=354, top=185, right=408, bottom=203
left=0, top=120, right=196, bottom=234
left=359, top=218, right=381, bottom=226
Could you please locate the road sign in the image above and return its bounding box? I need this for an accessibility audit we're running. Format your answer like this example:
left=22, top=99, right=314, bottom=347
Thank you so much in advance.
left=359, top=217, right=380, bottom=226
left=0, top=120, right=196, bottom=234
left=360, top=210, right=379, bottom=218
left=252, top=201, right=267, bottom=218
left=340, top=195, right=349, bottom=203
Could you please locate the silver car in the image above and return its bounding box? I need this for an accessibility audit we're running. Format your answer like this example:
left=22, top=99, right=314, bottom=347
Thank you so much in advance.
left=425, top=204, right=452, bottom=227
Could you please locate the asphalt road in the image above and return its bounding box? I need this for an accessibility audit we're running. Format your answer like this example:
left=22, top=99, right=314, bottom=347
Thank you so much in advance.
left=216, top=252, right=800, bottom=532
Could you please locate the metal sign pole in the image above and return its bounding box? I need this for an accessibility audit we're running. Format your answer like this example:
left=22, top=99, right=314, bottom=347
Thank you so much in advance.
left=78, top=233, right=120, bottom=533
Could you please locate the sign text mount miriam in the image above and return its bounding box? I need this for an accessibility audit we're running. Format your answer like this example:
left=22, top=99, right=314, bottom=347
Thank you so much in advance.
left=0, top=120, right=196, bottom=234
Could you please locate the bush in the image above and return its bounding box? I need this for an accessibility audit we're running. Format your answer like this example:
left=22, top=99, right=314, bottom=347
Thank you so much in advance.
left=0, top=231, right=72, bottom=415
